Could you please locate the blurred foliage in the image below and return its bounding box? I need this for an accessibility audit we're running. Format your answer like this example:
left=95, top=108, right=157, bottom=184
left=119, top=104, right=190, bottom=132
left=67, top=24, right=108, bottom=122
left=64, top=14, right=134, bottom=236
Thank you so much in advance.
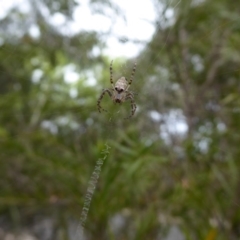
left=0, top=0, right=240, bottom=239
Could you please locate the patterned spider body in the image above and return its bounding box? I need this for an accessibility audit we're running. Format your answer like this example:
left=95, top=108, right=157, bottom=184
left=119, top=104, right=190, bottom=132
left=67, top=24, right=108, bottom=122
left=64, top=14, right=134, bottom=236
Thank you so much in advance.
left=113, top=77, right=128, bottom=103
left=97, top=61, right=137, bottom=119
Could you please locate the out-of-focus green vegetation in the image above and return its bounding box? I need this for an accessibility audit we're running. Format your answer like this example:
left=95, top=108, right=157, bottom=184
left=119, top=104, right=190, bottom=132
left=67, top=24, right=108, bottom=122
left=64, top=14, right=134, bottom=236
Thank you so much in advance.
left=1, top=0, right=240, bottom=239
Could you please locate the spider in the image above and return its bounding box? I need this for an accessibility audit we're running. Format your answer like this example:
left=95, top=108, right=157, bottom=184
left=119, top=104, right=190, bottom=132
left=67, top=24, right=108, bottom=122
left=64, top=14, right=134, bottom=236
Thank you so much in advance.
left=97, top=60, right=137, bottom=119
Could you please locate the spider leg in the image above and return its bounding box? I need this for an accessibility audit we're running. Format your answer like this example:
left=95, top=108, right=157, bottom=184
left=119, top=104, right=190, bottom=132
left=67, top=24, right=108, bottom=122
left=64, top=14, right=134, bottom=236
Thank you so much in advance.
left=124, top=94, right=137, bottom=119
left=97, top=89, right=112, bottom=113
left=110, top=60, right=114, bottom=88
left=126, top=62, right=137, bottom=91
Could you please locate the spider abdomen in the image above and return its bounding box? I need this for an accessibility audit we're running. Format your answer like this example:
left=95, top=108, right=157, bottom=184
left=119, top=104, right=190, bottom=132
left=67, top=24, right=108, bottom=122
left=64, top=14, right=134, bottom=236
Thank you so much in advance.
left=112, top=77, right=128, bottom=103
left=115, top=77, right=128, bottom=90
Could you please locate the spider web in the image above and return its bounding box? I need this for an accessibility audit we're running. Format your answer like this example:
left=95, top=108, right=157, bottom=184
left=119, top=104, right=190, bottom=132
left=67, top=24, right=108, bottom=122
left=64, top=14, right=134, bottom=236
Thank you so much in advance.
left=1, top=0, right=238, bottom=138
left=0, top=0, right=187, bottom=140
left=1, top=0, right=240, bottom=239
